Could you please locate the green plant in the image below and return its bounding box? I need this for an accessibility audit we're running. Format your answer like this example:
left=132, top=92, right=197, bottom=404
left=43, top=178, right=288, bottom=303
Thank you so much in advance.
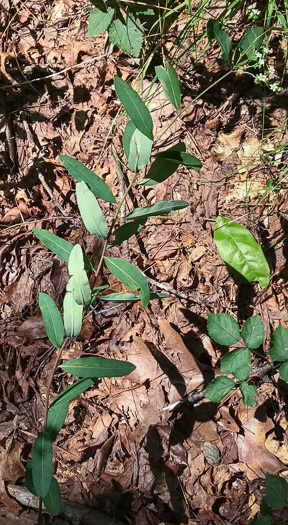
left=26, top=71, right=202, bottom=518
left=250, top=473, right=288, bottom=524
left=205, top=313, right=288, bottom=406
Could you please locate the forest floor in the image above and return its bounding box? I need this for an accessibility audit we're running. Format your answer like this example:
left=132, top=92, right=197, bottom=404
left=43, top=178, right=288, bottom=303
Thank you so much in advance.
left=1, top=0, right=288, bottom=524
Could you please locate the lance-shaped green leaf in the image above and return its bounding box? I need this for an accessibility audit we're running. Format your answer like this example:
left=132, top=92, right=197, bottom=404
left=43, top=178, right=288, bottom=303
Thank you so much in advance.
left=241, top=315, right=264, bottom=350
left=138, top=143, right=186, bottom=185
left=68, top=244, right=84, bottom=275
left=67, top=272, right=91, bottom=306
left=43, top=476, right=62, bottom=516
left=207, top=313, right=240, bottom=346
left=207, top=20, right=232, bottom=65
left=154, top=149, right=202, bottom=170
left=240, top=381, right=258, bottom=406
left=221, top=347, right=251, bottom=380
left=31, top=430, right=53, bottom=498
left=76, top=181, right=108, bottom=238
left=60, top=155, right=115, bottom=203
left=123, top=120, right=153, bottom=172
left=50, top=378, right=94, bottom=408
left=269, top=325, right=288, bottom=361
left=105, top=256, right=150, bottom=307
left=155, top=62, right=181, bottom=110
left=63, top=292, right=83, bottom=337
left=88, top=4, right=114, bottom=37
left=114, top=76, right=153, bottom=140
left=60, top=356, right=136, bottom=378
left=109, top=16, right=144, bottom=58
left=25, top=460, right=38, bottom=496
left=214, top=214, right=270, bottom=289
left=205, top=376, right=235, bottom=403
left=101, top=292, right=170, bottom=303
left=32, top=228, right=94, bottom=271
left=39, top=293, right=64, bottom=348
left=265, top=473, right=288, bottom=509
left=125, top=200, right=189, bottom=220
left=46, top=402, right=69, bottom=442
left=109, top=219, right=146, bottom=247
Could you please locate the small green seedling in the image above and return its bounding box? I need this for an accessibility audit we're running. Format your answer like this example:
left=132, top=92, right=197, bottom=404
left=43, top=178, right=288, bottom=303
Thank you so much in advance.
left=206, top=313, right=288, bottom=406
left=250, top=473, right=288, bottom=524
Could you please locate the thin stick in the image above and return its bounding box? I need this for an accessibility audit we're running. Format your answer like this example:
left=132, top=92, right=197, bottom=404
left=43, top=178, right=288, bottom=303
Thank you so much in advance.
left=38, top=173, right=68, bottom=217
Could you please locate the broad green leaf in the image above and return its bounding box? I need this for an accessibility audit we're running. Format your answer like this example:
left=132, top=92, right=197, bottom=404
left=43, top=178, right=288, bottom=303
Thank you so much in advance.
left=105, top=257, right=150, bottom=307
left=88, top=6, right=114, bottom=37
left=31, top=430, right=53, bottom=498
left=68, top=244, right=84, bottom=275
left=32, top=228, right=94, bottom=271
left=265, top=473, right=288, bottom=509
left=239, top=381, right=258, bottom=406
left=109, top=16, right=143, bottom=58
left=43, top=476, right=62, bottom=516
left=109, top=219, right=146, bottom=247
left=60, top=155, right=115, bottom=203
left=138, top=143, right=186, bottom=185
left=269, top=325, right=288, bottom=362
left=39, top=293, right=64, bottom=348
left=67, top=271, right=91, bottom=306
left=25, top=460, right=38, bottom=496
left=101, top=292, right=170, bottom=303
left=279, top=362, right=288, bottom=383
left=63, top=292, right=83, bottom=337
left=221, top=347, right=251, bottom=380
left=260, top=497, right=272, bottom=517
left=214, top=214, right=270, bottom=289
left=50, top=378, right=94, bottom=408
left=114, top=76, right=153, bottom=140
left=241, top=315, right=264, bottom=349
left=125, top=200, right=189, bottom=220
left=46, top=402, right=69, bottom=442
left=60, top=356, right=136, bottom=378
left=236, top=26, right=264, bottom=63
left=250, top=516, right=271, bottom=525
left=205, top=376, right=235, bottom=403
left=207, top=20, right=232, bottom=64
left=123, top=120, right=153, bottom=172
left=207, top=313, right=240, bottom=346
left=154, top=150, right=202, bottom=170
left=76, top=181, right=108, bottom=238
left=155, top=62, right=181, bottom=110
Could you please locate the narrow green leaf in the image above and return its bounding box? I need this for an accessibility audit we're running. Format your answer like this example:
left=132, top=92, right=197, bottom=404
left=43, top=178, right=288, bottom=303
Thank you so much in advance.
left=154, top=149, right=202, bottom=170
left=67, top=271, right=91, bottom=306
left=32, top=228, right=94, bottom=271
left=265, top=473, right=288, bottom=509
left=269, top=325, right=288, bottom=362
left=114, top=76, right=153, bottom=140
left=63, top=292, right=83, bottom=337
left=125, top=200, right=189, bottom=220
left=123, top=120, right=153, bottom=172
left=105, top=256, right=150, bottom=307
left=60, top=155, right=115, bottom=203
left=25, top=460, right=38, bottom=496
left=60, top=356, right=136, bottom=378
left=205, top=376, right=235, bottom=403
left=101, top=292, right=170, bottom=303
left=207, top=20, right=232, bottom=64
left=109, top=16, right=144, bottom=58
left=39, top=293, right=64, bottom=348
left=279, top=362, right=288, bottom=383
left=68, top=244, right=84, bottom=275
left=50, top=378, right=94, bottom=408
left=76, top=181, right=108, bottom=238
left=239, top=381, right=258, bottom=406
left=88, top=6, right=114, bottom=37
left=214, top=214, right=270, bottom=289
left=155, top=62, right=181, bottom=110
left=241, top=315, right=265, bottom=349
left=110, top=219, right=146, bottom=247
left=46, top=402, right=69, bottom=442
left=31, top=430, right=53, bottom=498
left=43, top=476, right=62, bottom=516
left=221, top=347, right=251, bottom=380
left=207, top=313, right=240, bottom=346
left=138, top=143, right=186, bottom=185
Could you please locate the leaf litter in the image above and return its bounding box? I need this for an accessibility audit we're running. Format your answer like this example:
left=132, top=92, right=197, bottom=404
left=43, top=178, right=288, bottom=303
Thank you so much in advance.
left=0, top=0, right=288, bottom=523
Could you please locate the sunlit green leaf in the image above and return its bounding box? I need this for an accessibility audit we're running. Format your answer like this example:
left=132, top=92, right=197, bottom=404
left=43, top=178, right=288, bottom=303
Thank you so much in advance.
left=269, top=325, right=288, bottom=362
left=123, top=120, right=153, bottom=172
left=76, top=181, right=108, bottom=238
left=105, top=256, right=150, bottom=307
left=109, top=219, right=146, bottom=247
left=88, top=5, right=114, bottom=37
left=155, top=62, right=181, bottom=110
left=39, top=293, right=64, bottom=348
left=207, top=313, right=240, bottom=346
left=114, top=76, right=153, bottom=140
left=205, top=376, right=235, bottom=403
left=109, top=16, right=144, bottom=57
left=101, top=292, right=170, bottom=303
left=138, top=143, right=186, bottom=185
left=241, top=315, right=264, bottom=350
left=63, top=292, right=83, bottom=337
left=221, top=347, right=251, bottom=380
left=68, top=244, right=84, bottom=275
left=50, top=378, right=94, bottom=408
left=125, top=200, right=188, bottom=220
left=60, top=356, right=136, bottom=378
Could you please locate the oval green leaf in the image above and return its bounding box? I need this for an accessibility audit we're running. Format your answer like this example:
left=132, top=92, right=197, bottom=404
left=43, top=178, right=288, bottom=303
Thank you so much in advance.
left=125, top=200, right=189, bottom=220
left=88, top=6, right=114, bottom=37
left=269, top=325, right=288, bottom=362
left=60, top=356, right=136, bottom=378
left=138, top=143, right=186, bottom=186
left=67, top=271, right=91, bottom=306
left=265, top=473, right=288, bottom=509
left=43, top=476, right=62, bottom=516
left=31, top=430, right=53, bottom=498
left=110, top=219, right=146, bottom=247
left=239, top=381, right=258, bottom=407
left=109, top=16, right=144, bottom=58
left=39, top=293, right=64, bottom=348
left=46, top=402, right=69, bottom=442
left=207, top=313, right=240, bottom=346
left=114, top=76, right=153, bottom=140
left=214, top=214, right=270, bottom=289
left=104, top=256, right=150, bottom=307
left=279, top=362, right=288, bottom=383
left=241, top=314, right=264, bottom=349
left=63, top=292, right=83, bottom=337
left=221, top=347, right=251, bottom=380
left=205, top=376, right=235, bottom=403
left=76, top=181, right=108, bottom=238
left=60, top=155, right=115, bottom=203
left=68, top=244, right=84, bottom=275
left=50, top=378, right=94, bottom=408
left=155, top=62, right=181, bottom=110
